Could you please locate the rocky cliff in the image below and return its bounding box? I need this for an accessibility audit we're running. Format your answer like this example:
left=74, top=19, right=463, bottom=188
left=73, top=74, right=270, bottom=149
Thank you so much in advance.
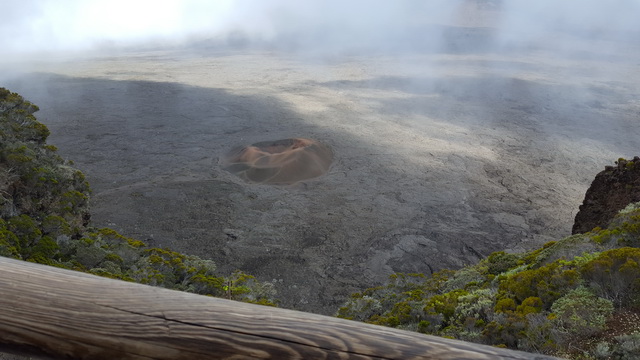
left=573, top=156, right=640, bottom=234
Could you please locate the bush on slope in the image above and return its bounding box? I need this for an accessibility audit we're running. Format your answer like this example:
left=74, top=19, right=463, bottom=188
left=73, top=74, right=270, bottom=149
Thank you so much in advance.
left=338, top=204, right=640, bottom=358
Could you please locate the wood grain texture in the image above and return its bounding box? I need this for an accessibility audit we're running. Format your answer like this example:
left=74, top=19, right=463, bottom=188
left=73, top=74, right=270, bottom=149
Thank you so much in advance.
left=0, top=257, right=554, bottom=359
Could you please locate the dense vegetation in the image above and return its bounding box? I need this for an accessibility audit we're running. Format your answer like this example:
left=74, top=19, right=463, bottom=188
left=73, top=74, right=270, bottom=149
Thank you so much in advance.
left=0, top=88, right=275, bottom=305
left=338, top=202, right=640, bottom=359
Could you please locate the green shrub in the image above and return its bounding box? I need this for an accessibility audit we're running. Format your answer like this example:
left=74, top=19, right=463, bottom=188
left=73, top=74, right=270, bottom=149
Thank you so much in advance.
left=28, top=235, right=59, bottom=261
left=482, top=312, right=527, bottom=348
left=7, top=214, right=42, bottom=248
left=520, top=240, right=557, bottom=265
left=495, top=298, right=516, bottom=313
left=581, top=247, right=640, bottom=306
left=593, top=342, right=612, bottom=359
left=41, top=215, right=71, bottom=237
left=550, top=287, right=613, bottom=338
left=336, top=295, right=382, bottom=321
left=516, top=297, right=543, bottom=315
left=0, top=226, right=21, bottom=258
left=423, top=289, right=468, bottom=325
left=443, top=266, right=485, bottom=292
left=518, top=313, right=556, bottom=354
left=454, top=288, right=495, bottom=319
left=499, top=260, right=580, bottom=307
left=619, top=202, right=640, bottom=215
left=613, top=331, right=640, bottom=359
left=484, top=251, right=520, bottom=275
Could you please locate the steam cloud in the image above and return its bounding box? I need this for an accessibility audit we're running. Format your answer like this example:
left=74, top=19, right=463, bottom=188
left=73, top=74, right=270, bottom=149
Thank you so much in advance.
left=2, top=1, right=639, bottom=58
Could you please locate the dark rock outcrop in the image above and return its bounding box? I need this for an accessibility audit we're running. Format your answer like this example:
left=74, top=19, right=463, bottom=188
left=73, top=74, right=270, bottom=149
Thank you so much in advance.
left=572, top=156, right=640, bottom=234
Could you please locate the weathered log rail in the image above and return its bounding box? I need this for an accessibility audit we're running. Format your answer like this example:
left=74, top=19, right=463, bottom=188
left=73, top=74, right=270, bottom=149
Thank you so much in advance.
left=0, top=257, right=553, bottom=359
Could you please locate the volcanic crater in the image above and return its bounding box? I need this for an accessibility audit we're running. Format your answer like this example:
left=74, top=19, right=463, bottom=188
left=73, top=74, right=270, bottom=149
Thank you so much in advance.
left=221, top=138, right=333, bottom=185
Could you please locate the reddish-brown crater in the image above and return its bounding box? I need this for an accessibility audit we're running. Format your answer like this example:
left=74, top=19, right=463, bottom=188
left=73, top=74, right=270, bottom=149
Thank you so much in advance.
left=221, top=138, right=333, bottom=185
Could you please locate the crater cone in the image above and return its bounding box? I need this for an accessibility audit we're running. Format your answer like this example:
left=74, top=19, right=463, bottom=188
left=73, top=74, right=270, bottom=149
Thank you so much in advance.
left=221, top=138, right=333, bottom=185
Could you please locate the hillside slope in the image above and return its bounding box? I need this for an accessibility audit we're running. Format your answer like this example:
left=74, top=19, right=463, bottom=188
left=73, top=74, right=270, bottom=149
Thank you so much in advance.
left=0, top=88, right=274, bottom=305
left=338, top=193, right=640, bottom=358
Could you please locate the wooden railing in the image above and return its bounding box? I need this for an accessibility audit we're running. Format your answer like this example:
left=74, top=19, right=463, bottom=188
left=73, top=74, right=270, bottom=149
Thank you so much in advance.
left=0, top=257, right=553, bottom=359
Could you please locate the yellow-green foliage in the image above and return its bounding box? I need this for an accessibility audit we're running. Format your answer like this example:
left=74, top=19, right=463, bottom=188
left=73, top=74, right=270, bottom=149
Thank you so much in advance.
left=0, top=220, right=21, bottom=258
left=336, top=271, right=454, bottom=327
left=551, top=287, right=613, bottom=338
left=94, top=228, right=145, bottom=248
left=581, top=247, right=640, bottom=306
left=519, top=240, right=559, bottom=265
left=424, top=289, right=468, bottom=322
left=481, top=311, right=528, bottom=348
left=339, top=203, right=640, bottom=358
left=482, top=251, right=521, bottom=275
left=453, top=288, right=495, bottom=324
left=0, top=212, right=276, bottom=305
left=0, top=89, right=89, bottom=227
left=590, top=206, right=640, bottom=246
left=41, top=215, right=72, bottom=237
left=7, top=214, right=42, bottom=247
left=499, top=260, right=580, bottom=306
left=495, top=298, right=516, bottom=313
left=1, top=88, right=91, bottom=229
left=620, top=202, right=640, bottom=214
left=516, top=297, right=543, bottom=315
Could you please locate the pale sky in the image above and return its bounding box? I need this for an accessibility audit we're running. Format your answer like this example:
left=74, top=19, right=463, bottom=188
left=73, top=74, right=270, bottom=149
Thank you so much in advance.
left=1, top=1, right=639, bottom=56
